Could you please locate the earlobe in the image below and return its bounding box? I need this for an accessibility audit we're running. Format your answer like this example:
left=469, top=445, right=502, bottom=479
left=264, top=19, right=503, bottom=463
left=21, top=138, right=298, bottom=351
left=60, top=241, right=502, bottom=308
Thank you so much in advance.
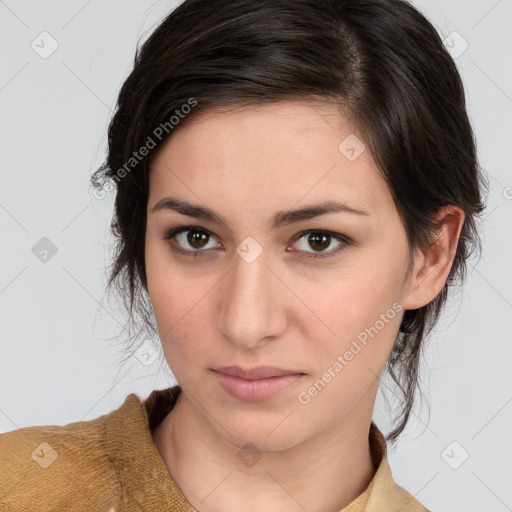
left=402, top=206, right=465, bottom=311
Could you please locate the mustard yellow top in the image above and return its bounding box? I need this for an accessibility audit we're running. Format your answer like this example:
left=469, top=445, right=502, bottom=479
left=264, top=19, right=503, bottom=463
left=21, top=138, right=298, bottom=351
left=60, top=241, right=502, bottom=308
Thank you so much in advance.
left=0, top=385, right=430, bottom=511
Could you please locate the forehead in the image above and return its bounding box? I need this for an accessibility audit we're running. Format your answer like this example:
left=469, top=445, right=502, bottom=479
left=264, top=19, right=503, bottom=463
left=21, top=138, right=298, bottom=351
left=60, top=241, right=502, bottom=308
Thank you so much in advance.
left=148, top=100, right=392, bottom=217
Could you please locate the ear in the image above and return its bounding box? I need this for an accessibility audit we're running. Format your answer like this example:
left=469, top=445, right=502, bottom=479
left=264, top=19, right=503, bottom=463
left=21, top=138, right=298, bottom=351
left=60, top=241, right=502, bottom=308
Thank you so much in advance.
left=402, top=206, right=465, bottom=311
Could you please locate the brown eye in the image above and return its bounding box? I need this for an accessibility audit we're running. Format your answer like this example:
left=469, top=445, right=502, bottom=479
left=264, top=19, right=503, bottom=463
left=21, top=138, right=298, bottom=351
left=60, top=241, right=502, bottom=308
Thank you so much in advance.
left=164, top=226, right=350, bottom=261
left=164, top=226, right=222, bottom=257
left=187, top=228, right=210, bottom=249
left=307, top=232, right=331, bottom=252
left=291, top=230, right=350, bottom=260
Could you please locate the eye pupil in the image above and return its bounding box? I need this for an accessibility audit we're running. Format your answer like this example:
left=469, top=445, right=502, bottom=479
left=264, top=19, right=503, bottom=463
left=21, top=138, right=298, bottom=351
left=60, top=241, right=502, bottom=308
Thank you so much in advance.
left=308, top=232, right=330, bottom=251
left=188, top=229, right=209, bottom=249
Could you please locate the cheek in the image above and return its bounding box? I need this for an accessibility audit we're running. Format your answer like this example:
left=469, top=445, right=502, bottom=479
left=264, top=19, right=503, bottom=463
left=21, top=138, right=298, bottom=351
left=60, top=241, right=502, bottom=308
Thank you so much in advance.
left=295, top=281, right=403, bottom=421
left=150, top=288, right=209, bottom=385
left=295, top=259, right=405, bottom=374
left=145, top=234, right=230, bottom=388
left=145, top=237, right=188, bottom=346
left=146, top=234, right=191, bottom=329
left=300, top=267, right=401, bottom=337
left=149, top=281, right=206, bottom=356
left=145, top=251, right=213, bottom=377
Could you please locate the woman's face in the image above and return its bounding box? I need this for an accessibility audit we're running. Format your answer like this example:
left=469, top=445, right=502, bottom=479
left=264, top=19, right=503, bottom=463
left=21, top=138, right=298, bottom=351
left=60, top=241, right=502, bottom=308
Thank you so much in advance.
left=145, top=100, right=421, bottom=450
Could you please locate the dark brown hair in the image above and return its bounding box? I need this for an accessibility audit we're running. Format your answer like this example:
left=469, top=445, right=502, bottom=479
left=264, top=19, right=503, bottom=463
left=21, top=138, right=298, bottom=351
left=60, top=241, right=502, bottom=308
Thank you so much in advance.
left=91, top=0, right=487, bottom=445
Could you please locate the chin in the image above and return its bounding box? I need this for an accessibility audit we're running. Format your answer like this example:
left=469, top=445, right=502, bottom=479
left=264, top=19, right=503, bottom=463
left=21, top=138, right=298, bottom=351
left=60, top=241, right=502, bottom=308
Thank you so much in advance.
left=213, top=410, right=307, bottom=453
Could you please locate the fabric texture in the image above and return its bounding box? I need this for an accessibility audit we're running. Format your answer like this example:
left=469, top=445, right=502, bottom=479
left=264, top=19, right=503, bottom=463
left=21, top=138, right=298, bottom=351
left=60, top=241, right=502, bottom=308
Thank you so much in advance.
left=0, top=385, right=430, bottom=511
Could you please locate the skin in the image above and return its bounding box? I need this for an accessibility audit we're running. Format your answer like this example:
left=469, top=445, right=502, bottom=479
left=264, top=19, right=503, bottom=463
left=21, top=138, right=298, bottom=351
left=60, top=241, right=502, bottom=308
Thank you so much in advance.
left=145, top=100, right=464, bottom=512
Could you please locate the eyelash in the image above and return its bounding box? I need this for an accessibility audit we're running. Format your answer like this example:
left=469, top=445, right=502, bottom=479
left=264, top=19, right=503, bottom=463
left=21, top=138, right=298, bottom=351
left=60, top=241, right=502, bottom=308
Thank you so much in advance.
left=162, top=225, right=352, bottom=261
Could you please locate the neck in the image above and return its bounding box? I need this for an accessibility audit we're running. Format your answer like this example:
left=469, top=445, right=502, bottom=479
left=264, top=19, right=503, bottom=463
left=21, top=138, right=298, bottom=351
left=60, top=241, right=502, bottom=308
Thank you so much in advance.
left=152, top=391, right=377, bottom=512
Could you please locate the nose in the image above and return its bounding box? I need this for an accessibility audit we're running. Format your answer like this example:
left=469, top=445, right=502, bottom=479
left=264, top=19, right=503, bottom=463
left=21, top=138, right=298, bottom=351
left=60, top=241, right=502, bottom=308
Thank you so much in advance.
left=217, top=247, right=288, bottom=350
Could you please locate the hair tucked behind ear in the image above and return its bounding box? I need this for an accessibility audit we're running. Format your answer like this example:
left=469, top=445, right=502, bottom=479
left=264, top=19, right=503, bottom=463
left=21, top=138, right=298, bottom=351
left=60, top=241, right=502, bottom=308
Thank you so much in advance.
left=91, top=0, right=487, bottom=446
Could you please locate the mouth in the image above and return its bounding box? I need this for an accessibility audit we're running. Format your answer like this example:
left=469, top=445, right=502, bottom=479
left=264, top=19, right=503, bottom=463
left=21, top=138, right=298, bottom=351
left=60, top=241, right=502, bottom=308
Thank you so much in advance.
left=214, top=365, right=305, bottom=379
left=212, top=366, right=305, bottom=402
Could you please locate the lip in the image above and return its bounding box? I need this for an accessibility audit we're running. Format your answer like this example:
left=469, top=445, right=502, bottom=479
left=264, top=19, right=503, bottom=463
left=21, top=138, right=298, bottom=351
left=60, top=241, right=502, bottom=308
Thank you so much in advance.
left=213, top=366, right=305, bottom=402
left=215, top=365, right=303, bottom=379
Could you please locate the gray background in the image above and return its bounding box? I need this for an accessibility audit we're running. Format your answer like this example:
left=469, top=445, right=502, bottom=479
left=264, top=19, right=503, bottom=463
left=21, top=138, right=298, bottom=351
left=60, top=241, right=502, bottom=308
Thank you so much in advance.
left=0, top=1, right=511, bottom=510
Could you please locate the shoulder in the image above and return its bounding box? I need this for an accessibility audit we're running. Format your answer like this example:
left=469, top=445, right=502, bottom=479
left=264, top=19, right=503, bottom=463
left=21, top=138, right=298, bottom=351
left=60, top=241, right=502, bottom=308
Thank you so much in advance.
left=0, top=400, right=133, bottom=512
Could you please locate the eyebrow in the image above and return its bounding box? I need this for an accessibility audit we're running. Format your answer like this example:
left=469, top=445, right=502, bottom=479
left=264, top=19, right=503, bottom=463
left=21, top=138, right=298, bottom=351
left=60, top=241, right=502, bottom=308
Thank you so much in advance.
left=151, top=196, right=369, bottom=229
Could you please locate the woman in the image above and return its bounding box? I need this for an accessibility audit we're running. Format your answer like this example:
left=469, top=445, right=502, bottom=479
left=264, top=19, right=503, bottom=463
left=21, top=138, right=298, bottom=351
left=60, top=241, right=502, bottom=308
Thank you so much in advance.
left=0, top=0, right=486, bottom=511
